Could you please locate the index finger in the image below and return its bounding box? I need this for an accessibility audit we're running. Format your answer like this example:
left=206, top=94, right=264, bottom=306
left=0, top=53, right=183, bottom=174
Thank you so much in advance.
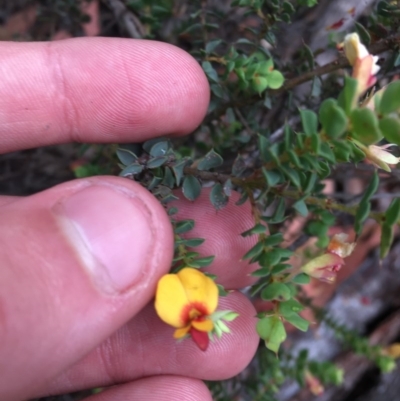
left=0, top=38, right=209, bottom=153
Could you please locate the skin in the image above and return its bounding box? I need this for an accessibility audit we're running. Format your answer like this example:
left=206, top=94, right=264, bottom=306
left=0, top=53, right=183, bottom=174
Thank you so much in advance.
left=0, top=38, right=259, bottom=401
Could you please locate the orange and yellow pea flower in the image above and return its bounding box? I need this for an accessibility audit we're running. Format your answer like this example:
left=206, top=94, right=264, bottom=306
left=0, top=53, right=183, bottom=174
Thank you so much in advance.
left=155, top=267, right=218, bottom=351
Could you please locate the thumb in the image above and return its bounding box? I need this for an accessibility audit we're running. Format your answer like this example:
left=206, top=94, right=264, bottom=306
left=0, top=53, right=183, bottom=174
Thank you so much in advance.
left=0, top=176, right=173, bottom=400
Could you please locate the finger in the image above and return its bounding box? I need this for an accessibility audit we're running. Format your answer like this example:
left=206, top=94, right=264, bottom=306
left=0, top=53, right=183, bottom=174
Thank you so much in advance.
left=0, top=176, right=173, bottom=401
left=83, top=376, right=212, bottom=401
left=43, top=292, right=259, bottom=395
left=173, top=190, right=259, bottom=289
left=0, top=38, right=209, bottom=152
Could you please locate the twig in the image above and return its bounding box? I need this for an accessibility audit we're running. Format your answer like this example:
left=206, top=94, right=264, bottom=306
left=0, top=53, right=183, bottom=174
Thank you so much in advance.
left=101, top=0, right=144, bottom=38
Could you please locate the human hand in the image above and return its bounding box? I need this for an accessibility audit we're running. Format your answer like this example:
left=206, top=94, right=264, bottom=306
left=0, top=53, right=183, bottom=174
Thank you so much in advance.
left=0, top=38, right=259, bottom=401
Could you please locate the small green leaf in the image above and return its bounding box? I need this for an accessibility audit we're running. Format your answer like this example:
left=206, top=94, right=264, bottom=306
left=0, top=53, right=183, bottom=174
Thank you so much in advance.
left=349, top=141, right=366, bottom=163
left=262, top=168, right=282, bottom=187
left=243, top=241, right=264, bottom=260
left=205, top=39, right=222, bottom=54
left=182, top=175, right=202, bottom=201
left=379, top=81, right=400, bottom=115
left=259, top=134, right=270, bottom=162
left=287, top=149, right=302, bottom=168
left=119, top=163, right=143, bottom=176
left=293, top=199, right=308, bottom=216
left=232, top=155, right=247, bottom=176
left=271, top=263, right=291, bottom=274
left=161, top=167, right=175, bottom=187
left=257, top=316, right=287, bottom=353
left=187, top=255, right=215, bottom=268
left=174, top=219, right=195, bottom=234
left=241, top=223, right=268, bottom=237
left=363, top=171, right=379, bottom=201
left=261, top=282, right=291, bottom=301
left=168, top=207, right=178, bottom=216
left=350, top=108, right=382, bottom=145
left=116, top=148, right=138, bottom=166
left=354, top=201, right=371, bottom=236
left=175, top=238, right=205, bottom=247
left=210, top=183, right=229, bottom=210
left=258, top=249, right=282, bottom=267
left=385, top=198, right=400, bottom=226
left=258, top=59, right=274, bottom=75
left=160, top=192, right=179, bottom=204
left=147, top=156, right=168, bottom=168
left=197, top=149, right=223, bottom=170
left=338, top=76, right=358, bottom=115
left=355, top=22, right=371, bottom=46
left=280, top=166, right=301, bottom=188
left=303, top=43, right=314, bottom=69
left=251, top=76, right=269, bottom=93
left=202, top=61, right=219, bottom=82
left=379, top=116, right=400, bottom=146
left=300, top=109, right=318, bottom=135
left=147, top=175, right=163, bottom=190
left=310, top=132, right=321, bottom=153
left=149, top=141, right=170, bottom=157
left=292, top=273, right=311, bottom=284
left=303, top=172, right=317, bottom=194
left=380, top=222, right=393, bottom=259
left=223, top=179, right=233, bottom=197
left=235, top=191, right=249, bottom=206
left=279, top=299, right=305, bottom=317
left=262, top=198, right=286, bottom=224
left=263, top=233, right=284, bottom=247
left=284, top=313, right=309, bottom=332
left=319, top=98, right=348, bottom=138
left=267, top=70, right=285, bottom=89
left=172, top=158, right=191, bottom=186
left=318, top=142, right=336, bottom=163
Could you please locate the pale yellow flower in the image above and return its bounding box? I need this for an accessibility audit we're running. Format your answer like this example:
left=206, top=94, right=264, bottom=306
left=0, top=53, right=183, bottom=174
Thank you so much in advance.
left=342, top=33, right=380, bottom=96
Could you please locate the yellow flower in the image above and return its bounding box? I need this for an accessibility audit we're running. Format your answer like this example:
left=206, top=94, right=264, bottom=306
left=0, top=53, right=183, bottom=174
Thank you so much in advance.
left=343, top=33, right=370, bottom=66
left=155, top=267, right=218, bottom=351
left=342, top=33, right=380, bottom=96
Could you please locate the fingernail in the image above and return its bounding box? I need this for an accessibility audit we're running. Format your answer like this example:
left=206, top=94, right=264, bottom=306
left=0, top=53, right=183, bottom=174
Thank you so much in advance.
left=54, top=185, right=154, bottom=294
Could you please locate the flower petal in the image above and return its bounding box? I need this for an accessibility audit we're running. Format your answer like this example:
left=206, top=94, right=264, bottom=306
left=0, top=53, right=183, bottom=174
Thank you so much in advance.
left=192, top=318, right=214, bottom=332
left=344, top=33, right=369, bottom=65
left=155, top=274, right=189, bottom=328
left=174, top=325, right=191, bottom=339
left=327, top=233, right=356, bottom=258
left=177, top=268, right=219, bottom=315
left=301, top=253, right=344, bottom=277
left=353, top=55, right=378, bottom=95
left=190, top=327, right=210, bottom=351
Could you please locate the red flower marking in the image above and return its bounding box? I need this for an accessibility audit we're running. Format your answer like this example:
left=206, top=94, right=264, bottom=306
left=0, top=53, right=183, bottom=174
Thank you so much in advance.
left=326, top=18, right=346, bottom=31
left=180, top=302, right=208, bottom=325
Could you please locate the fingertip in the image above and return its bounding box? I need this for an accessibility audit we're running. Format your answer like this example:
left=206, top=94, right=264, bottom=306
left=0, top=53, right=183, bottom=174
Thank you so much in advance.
left=0, top=38, right=210, bottom=151
left=86, top=376, right=212, bottom=401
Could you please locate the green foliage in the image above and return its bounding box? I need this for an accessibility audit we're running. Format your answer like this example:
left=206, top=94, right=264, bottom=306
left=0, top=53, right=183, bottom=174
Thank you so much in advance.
left=319, top=99, right=348, bottom=138
left=350, top=108, right=382, bottom=145
left=109, top=2, right=400, bottom=399
left=257, top=316, right=287, bottom=353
